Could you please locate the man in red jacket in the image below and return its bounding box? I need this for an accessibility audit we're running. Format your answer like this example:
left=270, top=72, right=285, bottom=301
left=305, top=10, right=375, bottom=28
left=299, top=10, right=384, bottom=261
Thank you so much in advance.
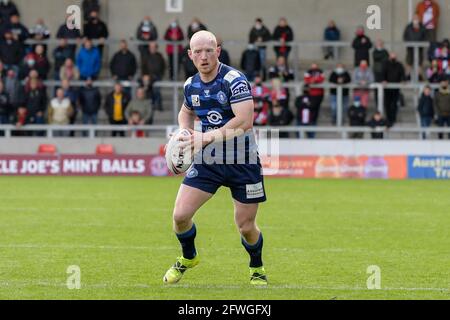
left=164, top=19, right=184, bottom=80
left=303, top=63, right=325, bottom=124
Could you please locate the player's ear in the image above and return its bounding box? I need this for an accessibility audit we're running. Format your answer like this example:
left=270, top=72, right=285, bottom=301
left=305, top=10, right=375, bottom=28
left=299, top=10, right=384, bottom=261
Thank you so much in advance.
left=188, top=49, right=193, bottom=60
left=216, top=46, right=221, bottom=57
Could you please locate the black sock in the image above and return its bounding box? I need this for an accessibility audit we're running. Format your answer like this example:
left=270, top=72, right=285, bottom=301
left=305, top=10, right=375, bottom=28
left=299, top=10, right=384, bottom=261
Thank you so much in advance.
left=176, top=224, right=197, bottom=259
left=241, top=233, right=263, bottom=268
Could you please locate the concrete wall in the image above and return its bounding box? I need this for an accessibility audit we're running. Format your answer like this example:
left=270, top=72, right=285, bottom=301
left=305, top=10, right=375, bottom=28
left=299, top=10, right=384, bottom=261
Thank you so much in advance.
left=12, top=0, right=450, bottom=65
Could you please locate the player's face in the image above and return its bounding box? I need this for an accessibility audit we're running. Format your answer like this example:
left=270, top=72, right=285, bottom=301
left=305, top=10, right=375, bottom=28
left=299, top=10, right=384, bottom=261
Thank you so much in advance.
left=189, top=40, right=220, bottom=75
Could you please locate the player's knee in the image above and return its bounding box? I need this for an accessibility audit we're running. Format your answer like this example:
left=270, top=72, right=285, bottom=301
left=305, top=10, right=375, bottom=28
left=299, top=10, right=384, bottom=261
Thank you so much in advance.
left=237, top=219, right=256, bottom=237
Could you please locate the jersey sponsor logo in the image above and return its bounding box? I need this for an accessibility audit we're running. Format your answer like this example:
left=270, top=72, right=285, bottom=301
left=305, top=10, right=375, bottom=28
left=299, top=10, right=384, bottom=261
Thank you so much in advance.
left=231, top=81, right=250, bottom=98
left=246, top=182, right=264, bottom=199
left=206, top=111, right=223, bottom=125
left=217, top=91, right=227, bottom=105
left=224, top=70, right=241, bottom=83
left=192, top=95, right=200, bottom=107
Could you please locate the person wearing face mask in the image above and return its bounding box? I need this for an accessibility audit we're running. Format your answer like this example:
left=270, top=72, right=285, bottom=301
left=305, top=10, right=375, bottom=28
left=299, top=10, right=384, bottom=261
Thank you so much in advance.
left=249, top=18, right=271, bottom=80
left=252, top=74, right=270, bottom=126
left=240, top=43, right=261, bottom=82
left=164, top=19, right=184, bottom=80
left=83, top=10, right=109, bottom=59
left=382, top=52, right=406, bottom=126
left=329, top=63, right=351, bottom=125
left=187, top=18, right=207, bottom=40
left=82, top=0, right=100, bottom=21
left=348, top=97, right=366, bottom=139
left=403, top=14, right=427, bottom=80
left=272, top=17, right=294, bottom=59
left=352, top=26, right=372, bottom=67
left=304, top=63, right=325, bottom=125
left=415, top=0, right=440, bottom=43
left=136, top=16, right=159, bottom=57
left=434, top=79, right=450, bottom=139
left=0, top=0, right=18, bottom=28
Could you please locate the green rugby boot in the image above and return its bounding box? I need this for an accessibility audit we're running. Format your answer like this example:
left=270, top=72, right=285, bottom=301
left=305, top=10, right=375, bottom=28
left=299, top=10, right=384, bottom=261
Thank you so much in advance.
left=249, top=266, right=268, bottom=285
left=163, top=255, right=200, bottom=284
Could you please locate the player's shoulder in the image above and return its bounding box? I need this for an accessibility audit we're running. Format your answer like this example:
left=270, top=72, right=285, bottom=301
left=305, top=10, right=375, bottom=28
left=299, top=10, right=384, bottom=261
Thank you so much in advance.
left=184, top=73, right=200, bottom=91
left=220, top=64, right=248, bottom=84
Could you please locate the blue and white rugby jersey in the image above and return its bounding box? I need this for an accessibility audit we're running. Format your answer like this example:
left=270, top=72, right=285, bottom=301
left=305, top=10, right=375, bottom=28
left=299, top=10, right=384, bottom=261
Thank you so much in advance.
left=183, top=63, right=258, bottom=164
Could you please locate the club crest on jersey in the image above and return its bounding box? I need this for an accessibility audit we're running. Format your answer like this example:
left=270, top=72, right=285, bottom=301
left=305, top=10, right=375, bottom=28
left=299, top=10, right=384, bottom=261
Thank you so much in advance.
left=204, top=90, right=210, bottom=97
left=191, top=95, right=200, bottom=107
left=207, top=111, right=223, bottom=125
left=217, top=91, right=227, bottom=105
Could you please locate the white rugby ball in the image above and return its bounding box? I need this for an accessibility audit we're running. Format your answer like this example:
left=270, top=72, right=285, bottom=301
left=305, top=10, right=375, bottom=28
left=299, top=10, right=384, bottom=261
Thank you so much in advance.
left=165, top=129, right=193, bottom=175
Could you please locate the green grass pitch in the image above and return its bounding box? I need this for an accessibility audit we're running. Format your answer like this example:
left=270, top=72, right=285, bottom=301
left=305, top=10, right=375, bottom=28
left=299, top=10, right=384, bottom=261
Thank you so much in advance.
left=0, top=177, right=448, bottom=300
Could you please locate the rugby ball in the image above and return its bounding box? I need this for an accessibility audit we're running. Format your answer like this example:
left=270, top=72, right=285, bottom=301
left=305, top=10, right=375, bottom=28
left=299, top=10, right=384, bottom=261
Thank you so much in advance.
left=165, top=129, right=193, bottom=175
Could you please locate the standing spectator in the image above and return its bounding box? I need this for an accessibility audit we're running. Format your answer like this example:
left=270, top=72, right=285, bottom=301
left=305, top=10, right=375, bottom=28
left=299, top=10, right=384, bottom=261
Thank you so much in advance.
left=415, top=0, right=440, bottom=42
left=426, top=59, right=443, bottom=84
left=104, top=83, right=131, bottom=137
left=59, top=58, right=80, bottom=82
left=0, top=0, right=18, bottom=28
left=138, top=74, right=161, bottom=113
left=56, top=17, right=81, bottom=58
left=53, top=38, right=74, bottom=80
left=82, top=0, right=100, bottom=20
left=329, top=63, right=351, bottom=125
left=352, top=26, right=372, bottom=67
left=270, top=77, right=288, bottom=109
left=303, top=63, right=325, bottom=124
left=372, top=39, right=389, bottom=82
left=21, top=78, right=47, bottom=135
left=181, top=44, right=196, bottom=78
left=0, top=81, right=10, bottom=126
left=187, top=17, right=207, bottom=40
left=4, top=68, right=19, bottom=109
left=240, top=43, right=261, bottom=82
left=382, top=52, right=406, bottom=126
left=110, top=39, right=137, bottom=81
left=268, top=101, right=293, bottom=138
left=348, top=97, right=366, bottom=139
left=126, top=87, right=153, bottom=127
left=141, top=41, right=166, bottom=79
left=252, top=74, right=271, bottom=126
left=366, top=111, right=387, bottom=139
left=268, top=55, right=294, bottom=82
left=76, top=38, right=101, bottom=80
left=0, top=30, right=22, bottom=73
left=403, top=14, right=427, bottom=79
left=7, top=13, right=28, bottom=43
left=417, top=85, right=434, bottom=139
left=164, top=20, right=184, bottom=80
left=353, top=60, right=374, bottom=108
left=323, top=20, right=340, bottom=60
left=434, top=79, right=450, bottom=139
left=28, top=18, right=50, bottom=54
left=79, top=78, right=101, bottom=126
left=273, top=17, right=294, bottom=59
left=136, top=16, right=158, bottom=56
left=217, top=37, right=230, bottom=66
left=48, top=88, right=73, bottom=136
left=83, top=10, right=109, bottom=58
left=32, top=44, right=50, bottom=80
left=434, top=39, right=450, bottom=76
left=249, top=18, right=271, bottom=80
left=61, top=79, right=78, bottom=135
left=295, top=86, right=315, bottom=138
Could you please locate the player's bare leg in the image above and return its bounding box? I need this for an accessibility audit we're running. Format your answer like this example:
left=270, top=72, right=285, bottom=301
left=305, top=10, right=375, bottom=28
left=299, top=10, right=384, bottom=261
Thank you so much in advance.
left=234, top=200, right=267, bottom=285
left=163, top=184, right=213, bottom=284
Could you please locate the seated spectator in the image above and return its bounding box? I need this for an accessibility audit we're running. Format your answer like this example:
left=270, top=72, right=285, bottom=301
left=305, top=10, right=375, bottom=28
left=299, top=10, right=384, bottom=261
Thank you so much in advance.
left=217, top=37, right=230, bottom=66
left=270, top=77, right=288, bottom=109
left=372, top=39, right=389, bottom=82
left=83, top=10, right=109, bottom=58
left=76, top=38, right=101, bottom=80
left=138, top=74, right=162, bottom=112
left=353, top=60, right=374, bottom=108
left=12, top=106, right=27, bottom=136
left=352, top=26, right=372, bottom=67
left=128, top=110, right=146, bottom=138
left=79, top=78, right=101, bottom=125
left=82, top=0, right=100, bottom=21
left=7, top=13, right=28, bottom=43
left=136, top=16, right=158, bottom=56
left=0, top=0, right=19, bottom=29
left=252, top=74, right=270, bottom=126
left=304, top=63, right=325, bottom=124
left=240, top=43, right=261, bottom=82
left=323, top=20, right=340, bottom=60
left=348, top=97, right=366, bottom=139
left=56, top=16, right=81, bottom=58
left=367, top=111, right=387, bottom=139
left=28, top=18, right=50, bottom=54
left=434, top=79, right=450, bottom=139
left=268, top=55, right=294, bottom=82
left=329, top=63, right=351, bottom=125
left=426, top=59, right=444, bottom=84
left=126, top=87, right=153, bottom=127
left=164, top=19, right=184, bottom=80
left=23, top=69, right=44, bottom=90
left=403, top=14, right=427, bottom=79
left=53, top=38, right=74, bottom=80
left=59, top=58, right=80, bottom=81
left=434, top=39, right=450, bottom=76
left=3, top=69, right=19, bottom=108
left=0, top=80, right=10, bottom=127
left=187, top=17, right=207, bottom=40
left=110, top=39, right=137, bottom=81
left=417, top=85, right=434, bottom=139
left=0, top=29, right=23, bottom=73
left=48, top=88, right=73, bottom=136
left=104, top=83, right=131, bottom=137
left=273, top=17, right=294, bottom=59
left=249, top=18, right=271, bottom=80
left=268, top=101, right=293, bottom=138
left=295, top=86, right=315, bottom=138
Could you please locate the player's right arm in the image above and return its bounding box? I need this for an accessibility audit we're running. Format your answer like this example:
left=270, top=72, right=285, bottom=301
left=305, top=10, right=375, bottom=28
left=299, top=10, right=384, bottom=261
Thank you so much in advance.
left=178, top=104, right=196, bottom=131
